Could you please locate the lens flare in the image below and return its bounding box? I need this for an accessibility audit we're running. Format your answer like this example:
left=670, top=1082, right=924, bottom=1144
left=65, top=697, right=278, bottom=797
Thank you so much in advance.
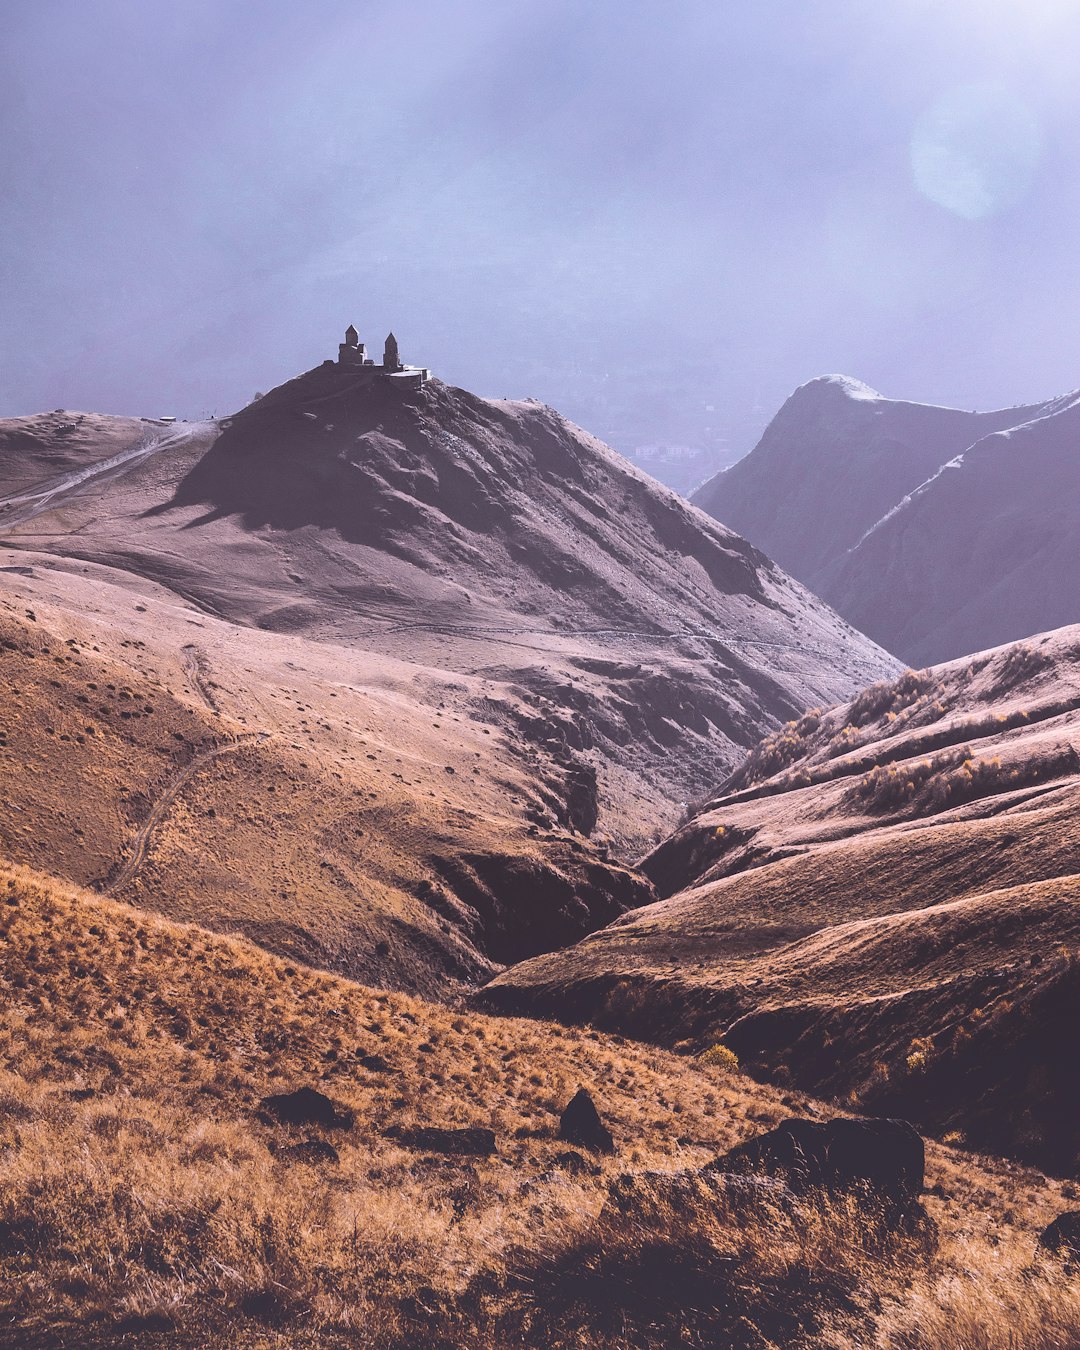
left=911, top=83, right=1043, bottom=220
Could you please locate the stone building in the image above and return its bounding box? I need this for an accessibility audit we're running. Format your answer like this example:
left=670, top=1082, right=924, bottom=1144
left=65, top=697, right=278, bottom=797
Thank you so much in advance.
left=335, top=324, right=427, bottom=388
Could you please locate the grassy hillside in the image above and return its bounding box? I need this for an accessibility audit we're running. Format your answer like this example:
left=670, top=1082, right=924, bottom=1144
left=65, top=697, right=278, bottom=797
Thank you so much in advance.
left=1, top=860, right=1077, bottom=1347
left=0, top=377, right=897, bottom=861
left=0, top=586, right=648, bottom=997
left=481, top=630, right=1080, bottom=1173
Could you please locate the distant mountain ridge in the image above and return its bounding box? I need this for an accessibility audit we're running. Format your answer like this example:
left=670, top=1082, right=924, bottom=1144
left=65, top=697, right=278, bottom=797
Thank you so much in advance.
left=692, top=376, right=1079, bottom=663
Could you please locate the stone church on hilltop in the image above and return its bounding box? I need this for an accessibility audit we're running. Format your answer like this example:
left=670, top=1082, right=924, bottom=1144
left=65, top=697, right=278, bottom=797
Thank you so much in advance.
left=334, top=324, right=428, bottom=389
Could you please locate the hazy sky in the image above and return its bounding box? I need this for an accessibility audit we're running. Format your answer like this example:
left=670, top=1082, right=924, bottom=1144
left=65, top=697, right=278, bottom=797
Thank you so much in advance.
left=3, top=0, right=1080, bottom=454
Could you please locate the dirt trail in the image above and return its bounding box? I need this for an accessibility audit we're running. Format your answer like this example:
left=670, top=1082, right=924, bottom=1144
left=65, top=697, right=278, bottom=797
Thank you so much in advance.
left=102, top=733, right=266, bottom=895
left=377, top=618, right=846, bottom=659
left=0, top=423, right=214, bottom=532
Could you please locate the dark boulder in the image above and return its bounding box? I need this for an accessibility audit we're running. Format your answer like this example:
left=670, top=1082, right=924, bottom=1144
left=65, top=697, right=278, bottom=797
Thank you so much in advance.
left=1039, top=1211, right=1080, bottom=1260
left=356, top=1051, right=393, bottom=1072
left=559, top=1088, right=615, bottom=1155
left=825, top=1117, right=924, bottom=1199
left=712, top=1116, right=924, bottom=1205
left=260, top=1086, right=354, bottom=1130
left=386, top=1125, right=497, bottom=1156
left=712, top=1118, right=829, bottom=1192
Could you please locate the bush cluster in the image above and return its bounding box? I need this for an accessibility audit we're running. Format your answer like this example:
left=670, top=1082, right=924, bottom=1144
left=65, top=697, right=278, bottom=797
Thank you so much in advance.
left=849, top=744, right=1079, bottom=815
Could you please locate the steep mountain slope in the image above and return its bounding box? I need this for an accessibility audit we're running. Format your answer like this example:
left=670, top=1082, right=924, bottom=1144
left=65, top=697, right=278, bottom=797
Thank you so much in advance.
left=0, top=857, right=1074, bottom=1347
left=691, top=376, right=1047, bottom=583
left=822, top=392, right=1080, bottom=664
left=0, top=369, right=894, bottom=830
left=692, top=376, right=1080, bottom=664
left=0, top=571, right=650, bottom=997
left=480, top=629, right=1080, bottom=1173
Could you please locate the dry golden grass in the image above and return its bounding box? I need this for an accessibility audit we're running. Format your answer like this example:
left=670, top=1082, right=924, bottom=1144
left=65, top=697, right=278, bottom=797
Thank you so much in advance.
left=1, top=859, right=1077, bottom=1347
left=513, top=626, right=1080, bottom=1176
left=875, top=1219, right=1080, bottom=1349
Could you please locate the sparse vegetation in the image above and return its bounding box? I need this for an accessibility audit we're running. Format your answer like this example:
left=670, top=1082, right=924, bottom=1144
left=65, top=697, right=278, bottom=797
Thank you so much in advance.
left=1, top=860, right=1077, bottom=1346
left=905, top=1037, right=933, bottom=1075
left=728, top=707, right=824, bottom=788
left=849, top=743, right=1080, bottom=815
left=994, top=639, right=1056, bottom=693
left=848, top=670, right=935, bottom=728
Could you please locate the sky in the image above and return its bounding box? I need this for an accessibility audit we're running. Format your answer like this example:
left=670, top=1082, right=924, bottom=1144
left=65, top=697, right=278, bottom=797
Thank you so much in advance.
left=3, top=0, right=1080, bottom=469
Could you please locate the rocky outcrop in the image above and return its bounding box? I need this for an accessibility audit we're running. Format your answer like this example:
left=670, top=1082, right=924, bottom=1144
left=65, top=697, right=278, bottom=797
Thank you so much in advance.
left=1039, top=1212, right=1080, bottom=1261
left=385, top=1125, right=498, bottom=1157
left=558, top=1088, right=615, bottom=1154
left=710, top=1116, right=924, bottom=1207
left=260, top=1087, right=354, bottom=1130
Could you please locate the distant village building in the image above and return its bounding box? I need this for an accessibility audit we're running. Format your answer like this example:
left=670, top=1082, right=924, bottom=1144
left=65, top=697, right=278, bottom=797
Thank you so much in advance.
left=335, top=324, right=427, bottom=388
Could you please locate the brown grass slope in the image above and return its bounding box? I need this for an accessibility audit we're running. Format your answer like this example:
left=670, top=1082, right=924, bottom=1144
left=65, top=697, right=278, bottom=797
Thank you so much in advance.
left=0, top=580, right=650, bottom=999
left=1, top=859, right=1078, bottom=1348
left=0, top=369, right=896, bottom=855
left=480, top=628, right=1080, bottom=1174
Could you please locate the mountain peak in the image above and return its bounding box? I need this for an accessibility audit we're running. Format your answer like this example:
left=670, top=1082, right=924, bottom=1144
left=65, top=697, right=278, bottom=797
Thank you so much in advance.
left=794, top=373, right=885, bottom=402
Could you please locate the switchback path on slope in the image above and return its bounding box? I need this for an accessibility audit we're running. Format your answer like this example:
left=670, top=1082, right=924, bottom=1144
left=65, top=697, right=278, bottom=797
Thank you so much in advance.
left=100, top=732, right=267, bottom=897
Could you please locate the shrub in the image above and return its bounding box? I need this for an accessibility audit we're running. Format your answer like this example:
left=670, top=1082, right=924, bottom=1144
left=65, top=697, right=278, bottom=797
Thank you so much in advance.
left=730, top=709, right=823, bottom=788
left=993, top=641, right=1054, bottom=694
left=699, top=1043, right=740, bottom=1071
left=848, top=669, right=934, bottom=729
left=905, top=1037, right=933, bottom=1075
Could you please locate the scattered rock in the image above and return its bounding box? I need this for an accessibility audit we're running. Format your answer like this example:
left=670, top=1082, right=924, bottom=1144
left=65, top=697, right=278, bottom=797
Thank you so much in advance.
left=241, top=1286, right=297, bottom=1324
left=711, top=1116, right=924, bottom=1206
left=386, top=1125, right=497, bottom=1156
left=260, top=1086, right=354, bottom=1130
left=703, top=1171, right=795, bottom=1216
left=607, top=1167, right=794, bottom=1226
left=559, top=1087, right=615, bottom=1154
left=1039, top=1211, right=1080, bottom=1260
left=115, top=1311, right=175, bottom=1335
left=356, top=1051, right=393, bottom=1072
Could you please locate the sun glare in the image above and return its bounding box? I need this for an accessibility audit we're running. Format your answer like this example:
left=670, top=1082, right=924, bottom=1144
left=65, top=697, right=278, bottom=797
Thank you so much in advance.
left=911, top=83, right=1043, bottom=219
